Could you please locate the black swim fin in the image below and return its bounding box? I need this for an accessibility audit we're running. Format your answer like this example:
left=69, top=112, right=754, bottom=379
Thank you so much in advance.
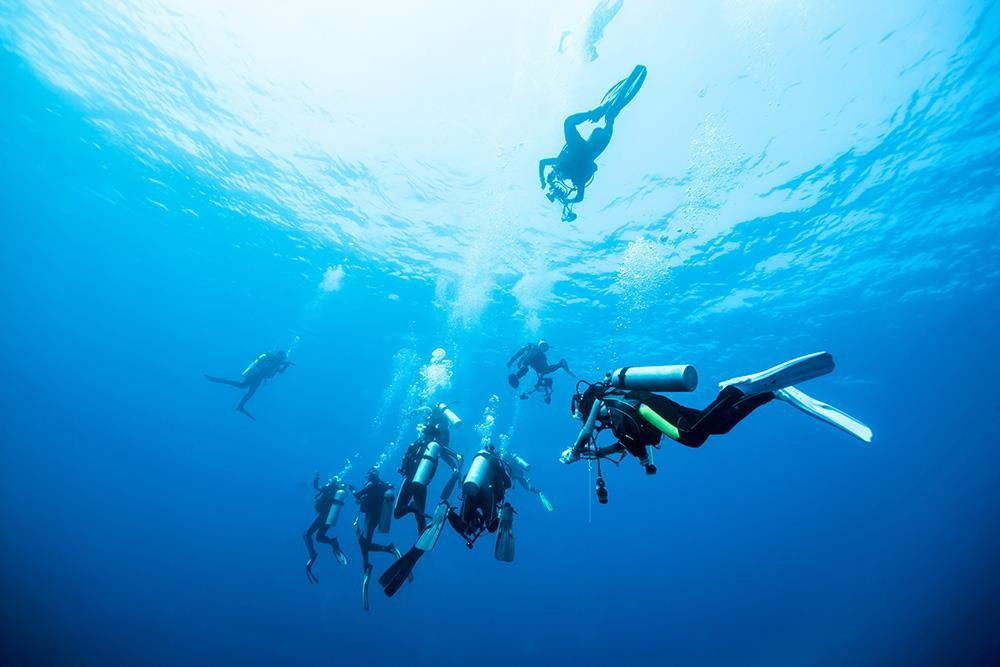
left=379, top=547, right=423, bottom=598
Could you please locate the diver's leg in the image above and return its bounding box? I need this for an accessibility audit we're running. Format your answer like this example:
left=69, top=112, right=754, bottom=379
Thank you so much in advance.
left=315, top=525, right=348, bottom=565
left=204, top=375, right=249, bottom=388
left=681, top=387, right=774, bottom=445
left=236, top=379, right=261, bottom=419
left=564, top=111, right=593, bottom=149
left=439, top=449, right=464, bottom=501
left=539, top=157, right=558, bottom=188
left=304, top=516, right=323, bottom=583
left=356, top=522, right=372, bottom=571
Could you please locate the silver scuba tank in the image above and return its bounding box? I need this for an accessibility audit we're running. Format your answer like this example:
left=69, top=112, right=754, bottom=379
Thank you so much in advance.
left=377, top=487, right=394, bottom=533
left=512, top=454, right=530, bottom=472
left=438, top=403, right=462, bottom=428
left=608, top=364, right=698, bottom=392
left=324, top=488, right=347, bottom=526
left=412, top=441, right=441, bottom=488
left=242, top=353, right=267, bottom=377
left=463, top=451, right=492, bottom=497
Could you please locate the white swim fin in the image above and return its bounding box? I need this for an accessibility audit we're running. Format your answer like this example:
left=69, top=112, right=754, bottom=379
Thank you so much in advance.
left=774, top=386, right=872, bottom=443
left=719, top=352, right=835, bottom=397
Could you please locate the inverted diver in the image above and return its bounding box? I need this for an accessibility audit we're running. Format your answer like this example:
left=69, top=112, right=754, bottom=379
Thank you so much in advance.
left=205, top=350, right=293, bottom=420
left=539, top=65, right=646, bottom=222
left=560, top=353, right=872, bottom=503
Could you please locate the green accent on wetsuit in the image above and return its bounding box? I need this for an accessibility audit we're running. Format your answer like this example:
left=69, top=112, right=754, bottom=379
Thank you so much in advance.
left=638, top=403, right=681, bottom=441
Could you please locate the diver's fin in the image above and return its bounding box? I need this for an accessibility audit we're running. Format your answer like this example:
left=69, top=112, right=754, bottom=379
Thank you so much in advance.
left=774, top=387, right=873, bottom=443
left=362, top=565, right=372, bottom=611
left=390, top=545, right=414, bottom=582
left=333, top=548, right=349, bottom=567
left=494, top=503, right=515, bottom=563
left=508, top=373, right=520, bottom=389
left=415, top=502, right=449, bottom=552
left=719, top=352, right=835, bottom=397
left=538, top=492, right=554, bottom=512
left=378, top=547, right=423, bottom=598
left=238, top=406, right=257, bottom=421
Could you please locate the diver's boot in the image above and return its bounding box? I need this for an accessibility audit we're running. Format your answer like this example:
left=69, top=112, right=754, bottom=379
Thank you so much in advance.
left=774, top=386, right=873, bottom=443
left=719, top=352, right=835, bottom=398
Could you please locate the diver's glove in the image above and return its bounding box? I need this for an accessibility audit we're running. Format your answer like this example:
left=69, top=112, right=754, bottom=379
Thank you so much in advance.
left=559, top=447, right=581, bottom=465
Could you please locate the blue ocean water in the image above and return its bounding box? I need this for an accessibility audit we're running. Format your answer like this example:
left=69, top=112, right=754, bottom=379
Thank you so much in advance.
left=1, top=1, right=998, bottom=665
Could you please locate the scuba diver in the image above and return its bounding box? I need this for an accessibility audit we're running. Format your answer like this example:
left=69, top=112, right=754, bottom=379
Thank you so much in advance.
left=507, top=340, right=576, bottom=404
left=304, top=472, right=350, bottom=584
left=353, top=467, right=405, bottom=611
left=500, top=447, right=554, bottom=512
left=559, top=353, right=873, bottom=504
left=393, top=403, right=464, bottom=535
left=205, top=350, right=293, bottom=420
left=379, top=444, right=516, bottom=598
left=539, top=64, right=646, bottom=222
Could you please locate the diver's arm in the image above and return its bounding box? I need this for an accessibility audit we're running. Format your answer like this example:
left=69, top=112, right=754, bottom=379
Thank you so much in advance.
left=539, top=158, right=557, bottom=187
left=313, top=472, right=320, bottom=490
left=507, top=345, right=529, bottom=368
left=573, top=399, right=603, bottom=451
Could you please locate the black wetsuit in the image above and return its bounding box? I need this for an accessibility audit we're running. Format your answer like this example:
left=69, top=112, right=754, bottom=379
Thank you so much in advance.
left=354, top=479, right=395, bottom=572
left=587, top=385, right=774, bottom=458
left=539, top=108, right=614, bottom=205
left=205, top=352, right=291, bottom=419
left=507, top=344, right=574, bottom=393
left=304, top=477, right=348, bottom=582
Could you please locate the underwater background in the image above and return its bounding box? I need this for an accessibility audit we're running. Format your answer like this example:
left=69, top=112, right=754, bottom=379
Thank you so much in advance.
left=1, top=1, right=999, bottom=665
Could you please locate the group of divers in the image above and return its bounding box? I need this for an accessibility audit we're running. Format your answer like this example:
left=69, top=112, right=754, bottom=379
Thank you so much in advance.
left=207, top=339, right=872, bottom=610
left=204, top=65, right=873, bottom=609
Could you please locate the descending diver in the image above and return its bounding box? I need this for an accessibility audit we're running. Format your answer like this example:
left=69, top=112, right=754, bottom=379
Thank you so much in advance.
left=205, top=350, right=293, bottom=420
left=507, top=340, right=576, bottom=403
left=393, top=403, right=464, bottom=535
left=304, top=472, right=350, bottom=584
left=379, top=445, right=517, bottom=598
left=353, top=467, right=405, bottom=611
left=559, top=353, right=873, bottom=504
left=500, top=447, right=554, bottom=512
left=539, top=65, right=646, bottom=222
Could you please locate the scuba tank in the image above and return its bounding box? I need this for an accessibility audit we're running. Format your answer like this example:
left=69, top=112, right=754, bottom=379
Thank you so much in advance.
left=324, top=488, right=347, bottom=526
left=438, top=403, right=462, bottom=428
left=608, top=364, right=698, bottom=392
left=463, top=451, right=493, bottom=497
left=412, top=441, right=441, bottom=488
left=242, top=353, right=268, bottom=377
left=511, top=454, right=530, bottom=472
left=377, top=487, right=395, bottom=533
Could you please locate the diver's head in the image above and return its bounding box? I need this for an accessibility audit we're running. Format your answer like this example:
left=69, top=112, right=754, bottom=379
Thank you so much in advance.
left=367, top=467, right=380, bottom=482
left=538, top=340, right=550, bottom=353
left=274, top=350, right=287, bottom=360
left=571, top=382, right=601, bottom=421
